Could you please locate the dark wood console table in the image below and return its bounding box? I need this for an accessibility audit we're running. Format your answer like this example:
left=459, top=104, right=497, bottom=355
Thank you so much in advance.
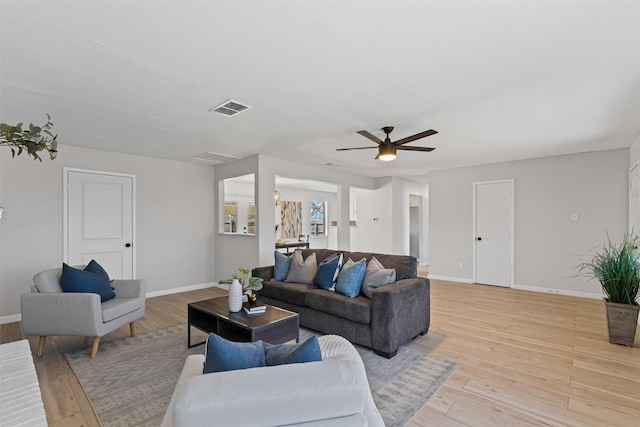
left=275, top=241, right=310, bottom=253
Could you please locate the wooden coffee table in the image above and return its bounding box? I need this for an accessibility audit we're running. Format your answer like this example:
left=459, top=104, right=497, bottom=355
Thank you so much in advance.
left=187, top=296, right=299, bottom=348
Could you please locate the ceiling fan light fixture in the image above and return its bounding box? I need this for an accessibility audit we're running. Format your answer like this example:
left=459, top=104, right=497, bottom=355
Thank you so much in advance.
left=378, top=144, right=396, bottom=161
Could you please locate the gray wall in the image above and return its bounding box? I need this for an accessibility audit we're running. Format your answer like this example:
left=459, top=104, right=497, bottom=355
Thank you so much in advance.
left=429, top=149, right=629, bottom=296
left=0, top=145, right=215, bottom=321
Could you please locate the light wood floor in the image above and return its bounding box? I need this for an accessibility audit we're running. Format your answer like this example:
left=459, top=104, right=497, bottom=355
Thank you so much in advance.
left=1, top=280, right=638, bottom=426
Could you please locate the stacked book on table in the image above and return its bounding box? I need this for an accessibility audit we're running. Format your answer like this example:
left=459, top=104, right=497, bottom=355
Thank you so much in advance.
left=243, top=301, right=266, bottom=315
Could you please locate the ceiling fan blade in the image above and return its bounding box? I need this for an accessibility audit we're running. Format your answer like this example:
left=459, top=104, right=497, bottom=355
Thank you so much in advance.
left=357, top=130, right=383, bottom=145
left=335, top=146, right=379, bottom=151
left=394, top=129, right=438, bottom=146
left=396, top=146, right=435, bottom=152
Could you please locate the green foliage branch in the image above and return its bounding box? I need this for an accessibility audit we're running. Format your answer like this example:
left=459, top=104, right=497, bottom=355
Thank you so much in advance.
left=0, top=114, right=58, bottom=161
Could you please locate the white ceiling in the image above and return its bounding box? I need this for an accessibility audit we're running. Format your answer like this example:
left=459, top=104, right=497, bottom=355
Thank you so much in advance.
left=1, top=1, right=639, bottom=179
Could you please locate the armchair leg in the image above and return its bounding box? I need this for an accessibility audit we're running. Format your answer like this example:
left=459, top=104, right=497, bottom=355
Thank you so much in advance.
left=129, top=322, right=136, bottom=337
left=37, top=336, right=46, bottom=357
left=90, top=337, right=100, bottom=358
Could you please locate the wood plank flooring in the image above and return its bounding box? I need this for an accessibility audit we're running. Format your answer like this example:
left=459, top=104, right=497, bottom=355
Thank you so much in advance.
left=1, top=280, right=638, bottom=426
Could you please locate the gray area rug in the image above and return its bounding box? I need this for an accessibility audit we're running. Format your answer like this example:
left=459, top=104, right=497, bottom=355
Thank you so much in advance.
left=66, top=324, right=458, bottom=427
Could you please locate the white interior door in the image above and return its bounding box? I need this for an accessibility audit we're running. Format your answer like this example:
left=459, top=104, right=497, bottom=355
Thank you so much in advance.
left=65, top=169, right=135, bottom=279
left=474, top=180, right=513, bottom=287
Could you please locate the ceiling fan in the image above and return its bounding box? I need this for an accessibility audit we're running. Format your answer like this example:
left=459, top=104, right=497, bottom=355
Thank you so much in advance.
left=336, top=126, right=437, bottom=161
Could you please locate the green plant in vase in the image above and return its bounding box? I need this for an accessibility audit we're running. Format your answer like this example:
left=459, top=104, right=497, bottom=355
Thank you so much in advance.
left=578, top=231, right=640, bottom=346
left=220, top=267, right=263, bottom=302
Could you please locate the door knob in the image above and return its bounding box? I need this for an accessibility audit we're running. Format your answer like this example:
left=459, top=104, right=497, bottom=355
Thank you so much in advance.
left=476, top=237, right=482, bottom=241
left=125, top=243, right=132, bottom=248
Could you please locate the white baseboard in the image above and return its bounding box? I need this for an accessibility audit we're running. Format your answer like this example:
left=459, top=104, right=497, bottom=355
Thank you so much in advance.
left=427, top=277, right=604, bottom=300
left=428, top=275, right=473, bottom=283
left=146, top=282, right=219, bottom=298
left=0, top=313, right=22, bottom=325
left=512, top=284, right=603, bottom=300
left=1, top=283, right=224, bottom=325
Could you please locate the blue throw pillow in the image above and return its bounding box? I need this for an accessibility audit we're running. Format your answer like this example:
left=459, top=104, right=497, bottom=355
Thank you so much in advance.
left=84, top=259, right=110, bottom=280
left=60, top=261, right=116, bottom=302
left=273, top=250, right=292, bottom=281
left=263, top=335, right=322, bottom=366
left=313, top=253, right=343, bottom=290
left=335, top=258, right=367, bottom=297
left=203, top=333, right=266, bottom=373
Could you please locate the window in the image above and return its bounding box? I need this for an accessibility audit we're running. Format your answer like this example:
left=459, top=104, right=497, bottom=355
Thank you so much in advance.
left=310, top=201, right=327, bottom=236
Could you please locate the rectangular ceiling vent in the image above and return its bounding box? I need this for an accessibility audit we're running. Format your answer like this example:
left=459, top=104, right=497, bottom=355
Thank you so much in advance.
left=191, top=152, right=242, bottom=165
left=209, top=99, right=251, bottom=117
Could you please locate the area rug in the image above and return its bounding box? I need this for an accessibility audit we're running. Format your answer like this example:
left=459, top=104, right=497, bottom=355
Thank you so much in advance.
left=66, top=324, right=457, bottom=427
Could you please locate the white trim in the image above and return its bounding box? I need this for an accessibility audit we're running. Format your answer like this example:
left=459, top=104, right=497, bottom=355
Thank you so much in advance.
left=146, top=282, right=219, bottom=298
left=63, top=168, right=137, bottom=278
left=428, top=275, right=474, bottom=283
left=629, top=160, right=639, bottom=233
left=512, top=284, right=603, bottom=299
left=0, top=313, right=22, bottom=325
left=3, top=283, right=223, bottom=324
left=472, top=179, right=515, bottom=288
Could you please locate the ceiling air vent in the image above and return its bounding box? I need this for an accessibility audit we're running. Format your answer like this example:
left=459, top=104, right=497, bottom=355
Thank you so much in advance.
left=209, top=99, right=251, bottom=117
left=191, top=152, right=242, bottom=165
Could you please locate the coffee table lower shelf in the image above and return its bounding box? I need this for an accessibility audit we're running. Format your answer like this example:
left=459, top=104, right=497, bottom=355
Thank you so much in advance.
left=188, top=297, right=299, bottom=348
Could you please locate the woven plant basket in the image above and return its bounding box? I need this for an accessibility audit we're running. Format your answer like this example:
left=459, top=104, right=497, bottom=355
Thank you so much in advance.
left=605, top=301, right=640, bottom=347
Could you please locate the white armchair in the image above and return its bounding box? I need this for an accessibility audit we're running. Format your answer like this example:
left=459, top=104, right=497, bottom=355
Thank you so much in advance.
left=21, top=266, right=146, bottom=358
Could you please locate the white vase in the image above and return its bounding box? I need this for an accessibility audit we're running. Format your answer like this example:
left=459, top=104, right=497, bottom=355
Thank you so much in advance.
left=228, top=278, right=243, bottom=312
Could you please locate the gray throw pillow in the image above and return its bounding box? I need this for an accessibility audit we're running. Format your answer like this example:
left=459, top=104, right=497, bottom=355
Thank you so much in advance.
left=285, top=250, right=317, bottom=285
left=361, top=256, right=396, bottom=298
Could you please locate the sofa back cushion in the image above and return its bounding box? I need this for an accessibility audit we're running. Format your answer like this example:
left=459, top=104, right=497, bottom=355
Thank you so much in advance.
left=32, top=268, right=65, bottom=293
left=344, top=252, right=417, bottom=280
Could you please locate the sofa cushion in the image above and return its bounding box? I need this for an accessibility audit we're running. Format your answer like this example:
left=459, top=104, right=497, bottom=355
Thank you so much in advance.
left=260, top=281, right=317, bottom=306
left=101, top=297, right=141, bottom=322
left=301, top=249, right=338, bottom=265
left=362, top=257, right=396, bottom=298
left=305, top=289, right=372, bottom=324
left=203, top=333, right=265, bottom=373
left=273, top=250, right=292, bottom=281
left=335, top=258, right=366, bottom=298
left=344, top=252, right=417, bottom=280
left=313, top=253, right=343, bottom=290
left=285, top=251, right=317, bottom=285
left=264, top=335, right=322, bottom=366
left=60, top=262, right=116, bottom=302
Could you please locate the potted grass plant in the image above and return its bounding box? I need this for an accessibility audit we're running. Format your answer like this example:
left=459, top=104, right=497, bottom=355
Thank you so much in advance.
left=579, top=232, right=640, bottom=346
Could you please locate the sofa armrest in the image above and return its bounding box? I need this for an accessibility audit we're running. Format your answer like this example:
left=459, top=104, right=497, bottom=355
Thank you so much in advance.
left=370, top=277, right=430, bottom=357
left=113, top=279, right=146, bottom=299
left=20, top=292, right=103, bottom=336
left=252, top=266, right=274, bottom=282
left=171, top=360, right=369, bottom=427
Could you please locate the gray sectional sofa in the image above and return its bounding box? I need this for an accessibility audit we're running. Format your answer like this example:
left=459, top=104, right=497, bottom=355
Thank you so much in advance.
left=252, top=249, right=430, bottom=358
